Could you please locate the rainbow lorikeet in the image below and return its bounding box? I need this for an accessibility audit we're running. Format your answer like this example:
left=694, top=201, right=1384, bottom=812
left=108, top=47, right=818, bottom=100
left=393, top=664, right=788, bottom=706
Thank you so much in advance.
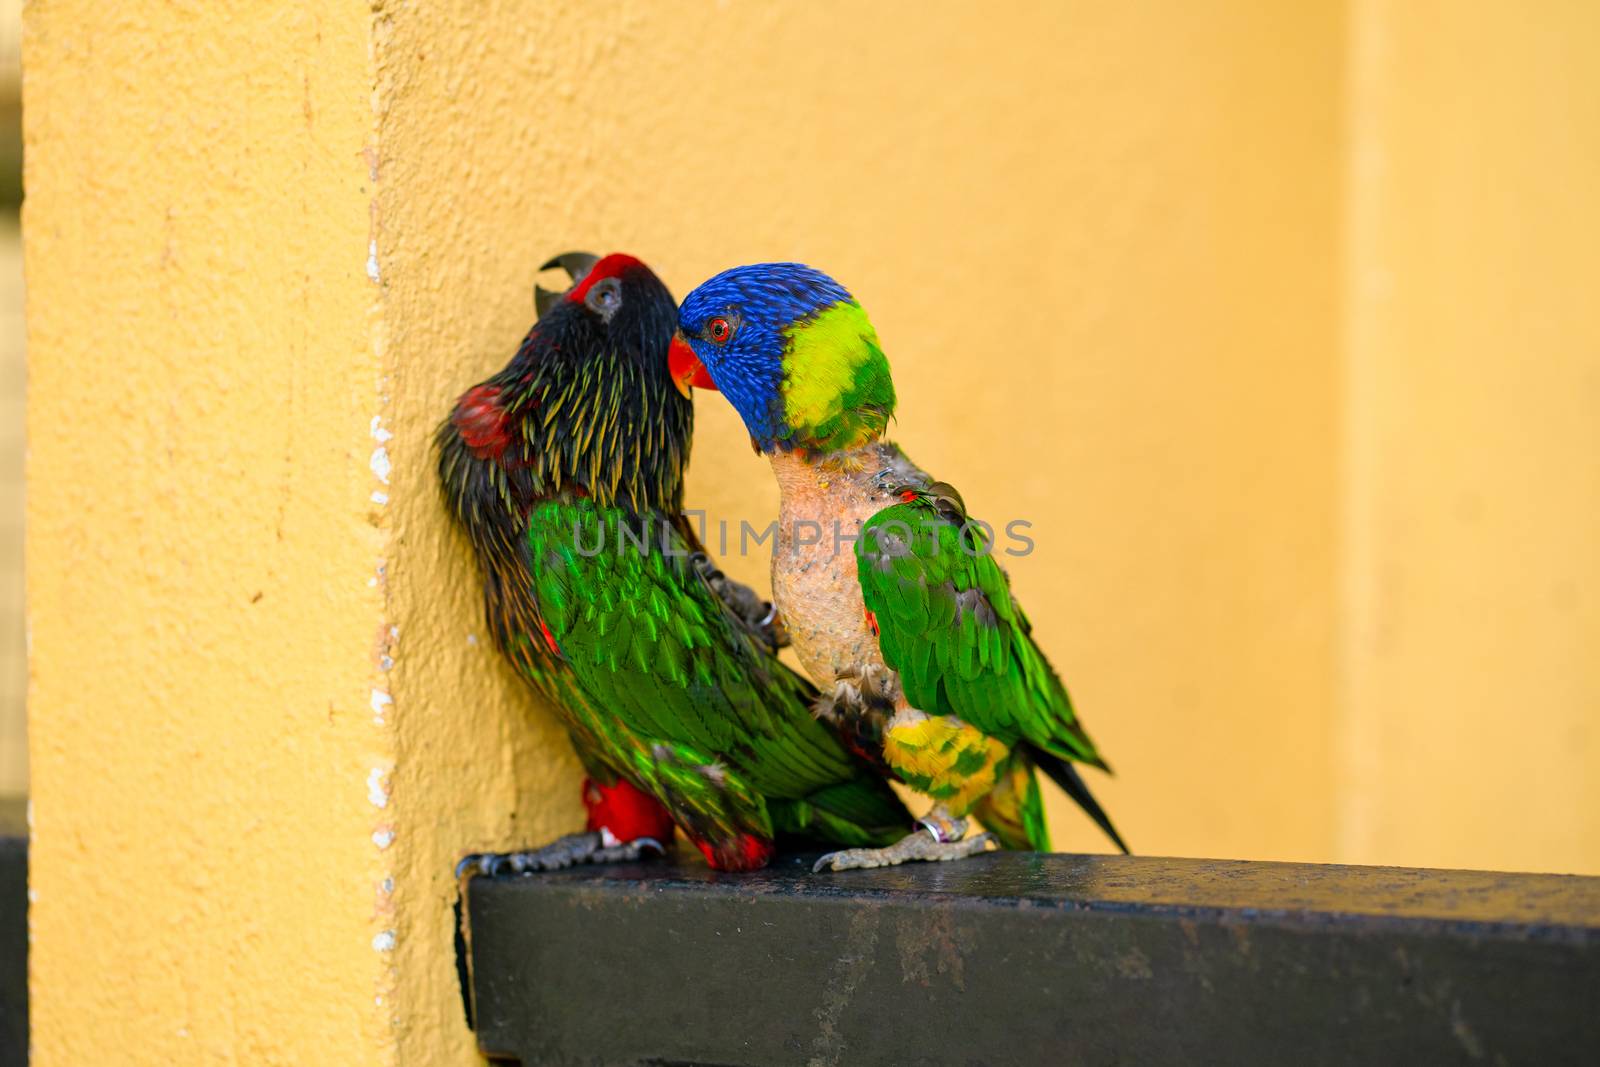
left=672, top=263, right=1127, bottom=871
left=438, top=253, right=909, bottom=872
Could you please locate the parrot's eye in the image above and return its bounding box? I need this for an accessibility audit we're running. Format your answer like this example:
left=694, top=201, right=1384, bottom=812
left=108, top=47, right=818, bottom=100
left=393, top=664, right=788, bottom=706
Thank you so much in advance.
left=586, top=278, right=622, bottom=317
left=706, top=317, right=733, bottom=345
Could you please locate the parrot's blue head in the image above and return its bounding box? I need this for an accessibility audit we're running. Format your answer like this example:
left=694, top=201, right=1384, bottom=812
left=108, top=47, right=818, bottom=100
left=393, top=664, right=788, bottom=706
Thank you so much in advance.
left=675, top=263, right=896, bottom=454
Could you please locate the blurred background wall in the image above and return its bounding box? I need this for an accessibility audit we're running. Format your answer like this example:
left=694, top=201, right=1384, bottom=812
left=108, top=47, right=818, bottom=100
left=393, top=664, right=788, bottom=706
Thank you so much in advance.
left=1339, top=0, right=1599, bottom=872
left=0, top=0, right=22, bottom=803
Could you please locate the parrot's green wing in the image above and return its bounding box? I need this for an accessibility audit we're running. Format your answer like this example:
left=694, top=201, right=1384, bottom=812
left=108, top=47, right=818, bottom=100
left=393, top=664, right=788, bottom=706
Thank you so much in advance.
left=527, top=500, right=907, bottom=852
left=855, top=495, right=1105, bottom=769
left=856, top=491, right=1127, bottom=853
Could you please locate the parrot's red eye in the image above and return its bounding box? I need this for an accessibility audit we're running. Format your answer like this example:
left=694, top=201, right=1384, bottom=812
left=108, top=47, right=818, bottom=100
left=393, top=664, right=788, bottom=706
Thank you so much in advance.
left=707, top=317, right=732, bottom=344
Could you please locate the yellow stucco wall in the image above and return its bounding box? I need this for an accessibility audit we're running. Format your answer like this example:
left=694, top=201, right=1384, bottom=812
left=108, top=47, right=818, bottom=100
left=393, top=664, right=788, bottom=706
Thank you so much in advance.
left=20, top=0, right=1599, bottom=1063
left=376, top=3, right=1344, bottom=1058
left=23, top=4, right=402, bottom=1063
left=1339, top=0, right=1600, bottom=873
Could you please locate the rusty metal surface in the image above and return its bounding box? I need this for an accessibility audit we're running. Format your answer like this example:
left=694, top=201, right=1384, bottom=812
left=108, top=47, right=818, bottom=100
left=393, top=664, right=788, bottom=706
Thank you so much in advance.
left=465, top=851, right=1600, bottom=1066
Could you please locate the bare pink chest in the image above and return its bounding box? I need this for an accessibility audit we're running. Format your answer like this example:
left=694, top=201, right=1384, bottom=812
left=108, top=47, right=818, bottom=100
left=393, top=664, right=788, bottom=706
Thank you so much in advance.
left=768, top=453, right=889, bottom=689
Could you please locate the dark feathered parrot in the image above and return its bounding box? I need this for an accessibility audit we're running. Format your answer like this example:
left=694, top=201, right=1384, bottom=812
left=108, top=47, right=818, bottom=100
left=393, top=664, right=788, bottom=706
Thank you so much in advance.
left=672, top=262, right=1128, bottom=871
left=439, top=253, right=910, bottom=872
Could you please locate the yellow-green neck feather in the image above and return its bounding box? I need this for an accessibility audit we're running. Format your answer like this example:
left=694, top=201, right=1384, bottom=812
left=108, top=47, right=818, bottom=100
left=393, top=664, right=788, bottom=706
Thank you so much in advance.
left=780, top=300, right=897, bottom=453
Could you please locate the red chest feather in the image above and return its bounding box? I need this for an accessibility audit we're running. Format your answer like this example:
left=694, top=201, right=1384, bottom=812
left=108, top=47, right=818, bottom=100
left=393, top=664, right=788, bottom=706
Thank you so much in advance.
left=453, top=384, right=513, bottom=460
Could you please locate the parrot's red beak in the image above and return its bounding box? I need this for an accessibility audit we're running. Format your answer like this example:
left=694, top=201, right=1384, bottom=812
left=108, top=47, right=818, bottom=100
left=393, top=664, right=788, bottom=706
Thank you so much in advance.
left=669, top=335, right=717, bottom=398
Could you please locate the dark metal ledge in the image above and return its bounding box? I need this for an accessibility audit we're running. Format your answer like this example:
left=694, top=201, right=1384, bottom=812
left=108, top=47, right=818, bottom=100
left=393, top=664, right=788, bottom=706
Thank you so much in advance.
left=465, top=851, right=1600, bottom=1066
left=0, top=797, right=25, bottom=1066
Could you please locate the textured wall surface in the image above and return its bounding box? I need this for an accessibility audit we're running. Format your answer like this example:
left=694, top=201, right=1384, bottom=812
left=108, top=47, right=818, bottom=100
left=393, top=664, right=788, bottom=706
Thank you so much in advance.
left=23, top=4, right=393, bottom=1063
left=1340, top=0, right=1600, bottom=873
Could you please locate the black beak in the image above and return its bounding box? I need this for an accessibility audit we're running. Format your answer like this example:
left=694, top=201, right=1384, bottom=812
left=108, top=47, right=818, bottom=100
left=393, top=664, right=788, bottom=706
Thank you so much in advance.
left=534, top=251, right=602, bottom=319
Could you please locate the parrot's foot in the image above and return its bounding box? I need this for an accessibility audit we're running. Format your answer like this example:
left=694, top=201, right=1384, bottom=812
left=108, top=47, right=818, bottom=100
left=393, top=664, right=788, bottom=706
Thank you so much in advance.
left=455, top=830, right=665, bottom=879
left=811, top=829, right=996, bottom=873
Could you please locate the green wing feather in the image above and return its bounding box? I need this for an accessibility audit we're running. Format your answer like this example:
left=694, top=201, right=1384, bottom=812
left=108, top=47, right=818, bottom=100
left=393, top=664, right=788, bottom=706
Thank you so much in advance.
left=528, top=500, right=907, bottom=848
left=856, top=497, right=1106, bottom=770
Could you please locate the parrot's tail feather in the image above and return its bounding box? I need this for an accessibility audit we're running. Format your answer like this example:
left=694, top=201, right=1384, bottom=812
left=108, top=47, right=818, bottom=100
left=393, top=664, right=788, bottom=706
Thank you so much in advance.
left=972, top=751, right=1050, bottom=852
left=1033, top=750, right=1130, bottom=855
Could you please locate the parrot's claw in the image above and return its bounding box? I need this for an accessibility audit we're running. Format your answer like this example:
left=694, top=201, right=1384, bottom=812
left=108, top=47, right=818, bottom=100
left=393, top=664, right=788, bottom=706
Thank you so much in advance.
left=456, top=832, right=666, bottom=879
left=812, top=830, right=996, bottom=873
left=593, top=836, right=666, bottom=864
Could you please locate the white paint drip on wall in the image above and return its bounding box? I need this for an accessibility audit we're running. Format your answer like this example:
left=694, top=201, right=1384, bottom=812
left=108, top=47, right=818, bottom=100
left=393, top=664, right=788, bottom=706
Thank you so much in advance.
left=370, top=688, right=392, bottom=725
left=366, top=240, right=380, bottom=283
left=364, top=398, right=396, bottom=980
left=367, top=767, right=390, bottom=809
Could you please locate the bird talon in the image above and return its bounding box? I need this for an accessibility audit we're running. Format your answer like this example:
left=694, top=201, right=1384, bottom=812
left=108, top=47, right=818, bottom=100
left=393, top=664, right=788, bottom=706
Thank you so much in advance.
left=456, top=829, right=671, bottom=880
left=812, top=830, right=996, bottom=873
